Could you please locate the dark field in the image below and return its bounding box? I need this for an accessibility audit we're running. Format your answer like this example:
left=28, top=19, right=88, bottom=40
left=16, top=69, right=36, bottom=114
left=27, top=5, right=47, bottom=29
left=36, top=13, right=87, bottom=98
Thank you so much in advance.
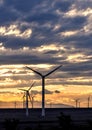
left=0, top=108, right=92, bottom=130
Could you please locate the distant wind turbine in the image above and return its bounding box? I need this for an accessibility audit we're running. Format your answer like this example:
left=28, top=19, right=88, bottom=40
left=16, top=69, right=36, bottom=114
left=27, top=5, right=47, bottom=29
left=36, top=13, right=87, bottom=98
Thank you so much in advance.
left=87, top=96, right=91, bottom=108
left=14, top=101, right=17, bottom=109
left=78, top=101, right=80, bottom=108
left=74, top=99, right=80, bottom=108
left=22, top=92, right=26, bottom=108
left=26, top=65, right=62, bottom=117
left=19, top=82, right=35, bottom=116
left=31, top=94, right=35, bottom=109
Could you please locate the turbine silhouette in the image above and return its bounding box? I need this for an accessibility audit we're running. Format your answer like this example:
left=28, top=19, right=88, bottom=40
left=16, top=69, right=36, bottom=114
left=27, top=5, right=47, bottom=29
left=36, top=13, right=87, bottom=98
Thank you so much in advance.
left=26, top=65, right=62, bottom=117
left=22, top=92, right=26, bottom=108
left=74, top=98, right=80, bottom=108
left=31, top=93, right=35, bottom=109
left=87, top=96, right=91, bottom=108
left=19, top=82, right=35, bottom=116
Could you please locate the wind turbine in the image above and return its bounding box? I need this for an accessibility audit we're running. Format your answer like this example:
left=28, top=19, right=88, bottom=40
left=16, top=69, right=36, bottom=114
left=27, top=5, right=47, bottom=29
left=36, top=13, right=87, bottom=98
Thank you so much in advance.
left=78, top=101, right=80, bottom=108
left=26, top=65, right=62, bottom=117
left=22, top=92, right=26, bottom=108
left=14, top=101, right=17, bottom=109
left=19, top=82, right=35, bottom=116
left=31, top=94, right=35, bottom=109
left=74, top=99, right=80, bottom=108
left=87, top=96, right=91, bottom=108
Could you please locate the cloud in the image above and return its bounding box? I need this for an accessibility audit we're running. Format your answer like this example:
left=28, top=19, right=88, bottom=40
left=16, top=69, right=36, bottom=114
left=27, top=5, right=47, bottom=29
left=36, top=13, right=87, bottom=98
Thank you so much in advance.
left=0, top=24, right=32, bottom=39
left=0, top=0, right=4, bottom=6
left=0, top=0, right=91, bottom=51
left=31, top=89, right=53, bottom=95
left=54, top=90, right=61, bottom=93
left=54, top=1, right=71, bottom=12
left=45, top=89, right=53, bottom=94
left=0, top=0, right=92, bottom=103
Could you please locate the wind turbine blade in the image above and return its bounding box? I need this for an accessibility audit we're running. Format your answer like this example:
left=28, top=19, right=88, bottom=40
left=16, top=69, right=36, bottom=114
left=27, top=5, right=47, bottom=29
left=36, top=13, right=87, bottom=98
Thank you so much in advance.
left=26, top=66, right=42, bottom=77
left=45, top=65, right=62, bottom=77
left=18, top=89, right=27, bottom=92
left=28, top=81, right=35, bottom=91
left=22, top=93, right=26, bottom=100
left=23, top=94, right=26, bottom=98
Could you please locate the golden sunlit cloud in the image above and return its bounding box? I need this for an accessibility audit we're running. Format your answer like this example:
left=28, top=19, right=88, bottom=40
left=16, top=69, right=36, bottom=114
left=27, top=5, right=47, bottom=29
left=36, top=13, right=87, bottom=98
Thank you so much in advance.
left=53, top=24, right=61, bottom=31
left=0, top=43, right=67, bottom=58
left=32, top=64, right=53, bottom=69
left=33, top=44, right=66, bottom=53
left=56, top=9, right=63, bottom=15
left=0, top=0, right=92, bottom=109
left=67, top=53, right=89, bottom=63
left=83, top=15, right=92, bottom=34
left=67, top=77, right=91, bottom=82
left=37, top=44, right=59, bottom=52
left=0, top=24, right=32, bottom=39
left=0, top=44, right=32, bottom=55
left=61, top=30, right=78, bottom=37
left=65, top=8, right=92, bottom=17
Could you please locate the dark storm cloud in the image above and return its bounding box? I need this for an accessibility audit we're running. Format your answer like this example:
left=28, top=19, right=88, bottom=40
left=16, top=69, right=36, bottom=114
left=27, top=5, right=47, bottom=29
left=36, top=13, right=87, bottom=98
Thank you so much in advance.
left=0, top=54, right=61, bottom=65
left=74, top=1, right=92, bottom=9
left=0, top=6, right=18, bottom=25
left=0, top=0, right=92, bottom=82
left=63, top=61, right=92, bottom=72
left=63, top=33, right=92, bottom=47
left=3, top=37, right=30, bottom=49
left=54, top=1, right=71, bottom=12
left=75, top=35, right=92, bottom=48
left=0, top=0, right=72, bottom=49
left=0, top=0, right=90, bottom=50
left=25, top=13, right=58, bottom=24
left=44, top=50, right=58, bottom=55
left=4, top=0, right=42, bottom=13
left=31, top=89, right=53, bottom=95
left=61, top=61, right=92, bottom=78
left=59, top=16, right=87, bottom=32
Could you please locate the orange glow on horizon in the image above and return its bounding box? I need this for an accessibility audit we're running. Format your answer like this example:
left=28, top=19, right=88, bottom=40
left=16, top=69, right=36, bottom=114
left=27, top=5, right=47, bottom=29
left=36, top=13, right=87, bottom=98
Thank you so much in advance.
left=0, top=64, right=92, bottom=108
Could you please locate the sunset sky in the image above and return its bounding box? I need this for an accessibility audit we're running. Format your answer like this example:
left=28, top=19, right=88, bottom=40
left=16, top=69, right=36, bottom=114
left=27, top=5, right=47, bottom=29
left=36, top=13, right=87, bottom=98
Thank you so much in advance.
left=0, top=0, right=92, bottom=108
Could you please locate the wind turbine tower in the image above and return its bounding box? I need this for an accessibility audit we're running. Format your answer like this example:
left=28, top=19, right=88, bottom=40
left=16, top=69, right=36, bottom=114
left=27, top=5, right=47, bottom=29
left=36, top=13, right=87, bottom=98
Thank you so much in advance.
left=88, top=96, right=91, bottom=108
left=75, top=99, right=80, bottom=108
left=19, top=82, right=35, bottom=116
left=31, top=94, right=35, bottom=109
left=26, top=65, right=62, bottom=117
left=22, top=92, right=26, bottom=108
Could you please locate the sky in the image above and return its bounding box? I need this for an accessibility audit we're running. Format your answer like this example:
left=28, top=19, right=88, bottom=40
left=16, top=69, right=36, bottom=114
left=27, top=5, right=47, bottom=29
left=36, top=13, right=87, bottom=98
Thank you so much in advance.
left=0, top=0, right=92, bottom=108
